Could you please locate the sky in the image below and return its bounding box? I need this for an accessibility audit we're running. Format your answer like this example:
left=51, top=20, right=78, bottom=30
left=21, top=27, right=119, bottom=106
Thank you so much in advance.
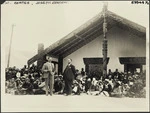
left=1, top=1, right=149, bottom=68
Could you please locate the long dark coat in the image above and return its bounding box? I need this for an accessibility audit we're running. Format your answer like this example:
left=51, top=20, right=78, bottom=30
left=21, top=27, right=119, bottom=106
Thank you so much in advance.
left=63, top=64, right=76, bottom=81
left=63, top=64, right=76, bottom=95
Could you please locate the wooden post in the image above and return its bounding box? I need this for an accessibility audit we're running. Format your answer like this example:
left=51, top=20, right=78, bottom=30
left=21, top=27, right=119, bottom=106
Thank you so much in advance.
left=58, top=56, right=63, bottom=74
left=103, top=39, right=107, bottom=78
left=102, top=2, right=108, bottom=79
left=140, top=65, right=143, bottom=73
left=124, top=64, right=127, bottom=73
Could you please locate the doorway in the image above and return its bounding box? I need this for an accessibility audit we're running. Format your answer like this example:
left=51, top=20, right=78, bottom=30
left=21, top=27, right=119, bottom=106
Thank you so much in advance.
left=83, top=57, right=109, bottom=79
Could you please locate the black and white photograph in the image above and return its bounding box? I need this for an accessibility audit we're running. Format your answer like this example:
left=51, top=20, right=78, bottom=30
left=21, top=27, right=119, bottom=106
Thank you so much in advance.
left=1, top=1, right=149, bottom=112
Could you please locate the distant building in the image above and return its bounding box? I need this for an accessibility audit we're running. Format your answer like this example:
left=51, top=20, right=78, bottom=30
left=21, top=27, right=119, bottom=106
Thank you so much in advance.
left=28, top=9, right=146, bottom=76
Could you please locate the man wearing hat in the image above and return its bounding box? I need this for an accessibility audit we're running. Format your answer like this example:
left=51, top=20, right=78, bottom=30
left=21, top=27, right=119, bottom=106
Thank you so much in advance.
left=42, top=54, right=55, bottom=96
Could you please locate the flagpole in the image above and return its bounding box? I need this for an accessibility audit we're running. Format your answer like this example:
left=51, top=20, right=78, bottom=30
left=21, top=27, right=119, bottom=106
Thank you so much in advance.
left=7, top=24, right=15, bottom=68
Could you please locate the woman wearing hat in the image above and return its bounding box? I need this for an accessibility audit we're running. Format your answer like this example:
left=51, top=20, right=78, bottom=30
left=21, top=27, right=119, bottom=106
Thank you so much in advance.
left=42, top=55, right=55, bottom=96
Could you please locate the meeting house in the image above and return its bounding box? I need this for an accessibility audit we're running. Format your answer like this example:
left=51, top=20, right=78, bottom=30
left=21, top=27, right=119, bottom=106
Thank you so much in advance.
left=27, top=7, right=146, bottom=77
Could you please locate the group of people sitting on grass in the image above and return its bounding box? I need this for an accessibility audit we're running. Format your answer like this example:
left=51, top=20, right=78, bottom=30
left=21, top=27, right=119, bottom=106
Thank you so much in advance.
left=5, top=65, right=146, bottom=98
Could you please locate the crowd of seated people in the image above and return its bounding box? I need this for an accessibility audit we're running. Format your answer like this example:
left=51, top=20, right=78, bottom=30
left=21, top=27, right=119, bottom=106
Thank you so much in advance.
left=5, top=65, right=146, bottom=98
left=80, top=69, right=146, bottom=98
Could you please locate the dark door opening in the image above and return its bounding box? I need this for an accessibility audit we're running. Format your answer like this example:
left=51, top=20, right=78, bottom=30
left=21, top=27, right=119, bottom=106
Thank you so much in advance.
left=83, top=57, right=109, bottom=79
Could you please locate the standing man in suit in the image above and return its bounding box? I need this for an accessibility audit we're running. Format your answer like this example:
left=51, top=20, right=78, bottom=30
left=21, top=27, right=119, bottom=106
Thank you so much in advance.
left=42, top=54, right=55, bottom=96
left=63, top=58, right=76, bottom=95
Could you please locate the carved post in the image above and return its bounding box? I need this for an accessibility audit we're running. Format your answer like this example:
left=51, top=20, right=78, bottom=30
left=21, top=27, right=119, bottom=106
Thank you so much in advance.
left=102, top=3, right=108, bottom=79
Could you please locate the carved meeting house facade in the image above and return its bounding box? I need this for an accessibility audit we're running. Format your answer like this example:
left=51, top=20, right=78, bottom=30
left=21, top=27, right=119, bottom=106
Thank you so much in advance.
left=28, top=10, right=146, bottom=76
